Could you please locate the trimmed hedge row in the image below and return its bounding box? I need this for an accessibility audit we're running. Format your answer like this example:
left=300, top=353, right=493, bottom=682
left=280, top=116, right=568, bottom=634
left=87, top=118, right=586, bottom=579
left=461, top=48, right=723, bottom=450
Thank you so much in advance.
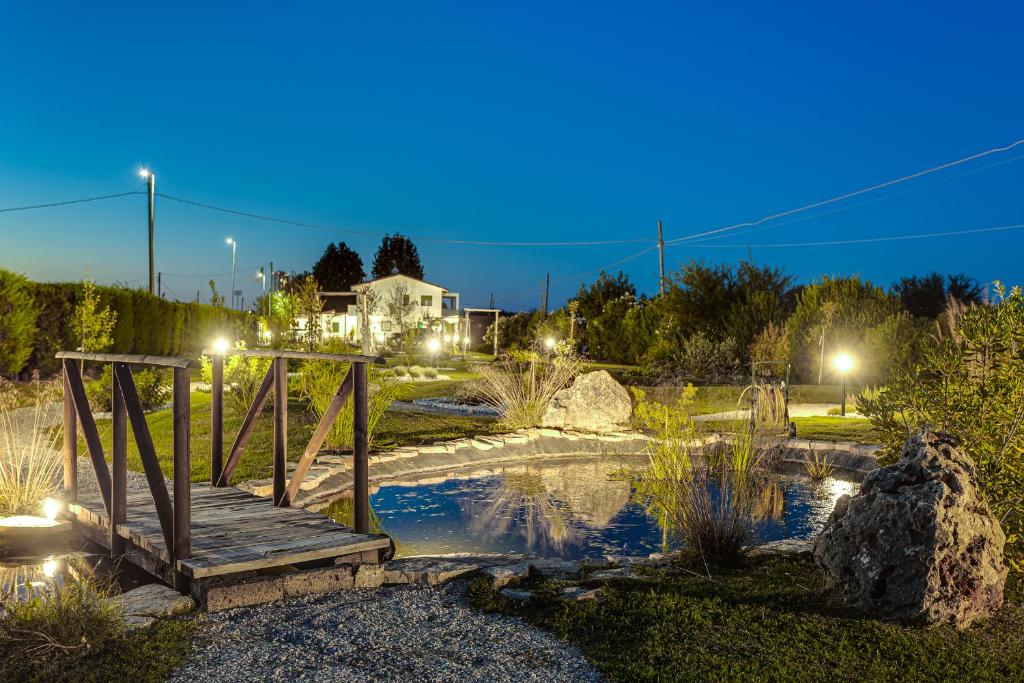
left=27, top=282, right=253, bottom=376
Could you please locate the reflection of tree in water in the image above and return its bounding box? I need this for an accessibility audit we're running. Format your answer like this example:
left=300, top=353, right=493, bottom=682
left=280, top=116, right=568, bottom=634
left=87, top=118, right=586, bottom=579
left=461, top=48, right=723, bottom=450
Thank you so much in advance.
left=754, top=480, right=785, bottom=522
left=464, top=460, right=634, bottom=555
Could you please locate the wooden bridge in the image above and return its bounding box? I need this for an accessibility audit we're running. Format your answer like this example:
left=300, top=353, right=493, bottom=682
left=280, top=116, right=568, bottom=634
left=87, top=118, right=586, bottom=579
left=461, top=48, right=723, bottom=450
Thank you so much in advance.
left=57, top=349, right=393, bottom=593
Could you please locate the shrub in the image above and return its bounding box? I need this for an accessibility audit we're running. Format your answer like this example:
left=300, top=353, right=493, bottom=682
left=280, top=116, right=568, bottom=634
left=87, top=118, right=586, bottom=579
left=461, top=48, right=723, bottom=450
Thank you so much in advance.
left=804, top=451, right=833, bottom=481
left=199, top=343, right=272, bottom=416
left=408, top=365, right=424, bottom=378
left=858, top=282, right=1024, bottom=564
left=738, top=381, right=787, bottom=429
left=86, top=366, right=170, bottom=413
left=0, top=269, right=40, bottom=377
left=0, top=571, right=125, bottom=676
left=0, top=380, right=62, bottom=514
left=475, top=356, right=580, bottom=429
left=296, top=343, right=399, bottom=450
left=391, top=366, right=409, bottom=377
left=422, top=367, right=438, bottom=379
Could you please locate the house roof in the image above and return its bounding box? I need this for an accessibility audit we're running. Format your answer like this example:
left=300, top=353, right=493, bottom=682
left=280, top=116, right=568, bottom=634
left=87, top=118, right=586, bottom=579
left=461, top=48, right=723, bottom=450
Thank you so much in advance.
left=319, top=292, right=357, bottom=313
left=352, top=272, right=451, bottom=293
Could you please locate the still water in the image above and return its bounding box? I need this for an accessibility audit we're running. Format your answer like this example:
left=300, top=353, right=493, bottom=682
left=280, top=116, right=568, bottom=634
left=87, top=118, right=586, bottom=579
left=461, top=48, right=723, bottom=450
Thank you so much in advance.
left=327, top=455, right=858, bottom=560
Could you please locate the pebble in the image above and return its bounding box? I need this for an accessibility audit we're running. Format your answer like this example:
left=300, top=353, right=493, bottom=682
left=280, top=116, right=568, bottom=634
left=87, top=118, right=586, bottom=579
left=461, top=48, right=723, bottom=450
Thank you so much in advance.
left=172, top=582, right=601, bottom=682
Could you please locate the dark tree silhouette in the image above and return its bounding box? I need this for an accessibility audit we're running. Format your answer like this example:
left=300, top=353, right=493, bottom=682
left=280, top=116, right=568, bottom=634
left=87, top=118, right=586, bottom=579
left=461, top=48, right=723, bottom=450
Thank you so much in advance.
left=894, top=272, right=983, bottom=319
left=371, top=234, right=424, bottom=280
left=312, top=242, right=365, bottom=291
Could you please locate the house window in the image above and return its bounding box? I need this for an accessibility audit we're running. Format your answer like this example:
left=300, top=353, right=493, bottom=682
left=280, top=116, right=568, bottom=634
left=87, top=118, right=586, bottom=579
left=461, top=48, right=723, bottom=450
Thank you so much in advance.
left=420, top=295, right=433, bottom=307
left=403, top=294, right=410, bottom=305
left=331, top=321, right=340, bottom=333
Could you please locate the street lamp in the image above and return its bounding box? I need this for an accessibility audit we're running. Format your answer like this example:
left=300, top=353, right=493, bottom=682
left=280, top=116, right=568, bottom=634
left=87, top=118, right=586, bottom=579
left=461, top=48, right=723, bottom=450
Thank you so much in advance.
left=543, top=336, right=556, bottom=354
left=832, top=352, right=855, bottom=416
left=225, top=238, right=237, bottom=310
left=139, top=168, right=155, bottom=296
left=426, top=337, right=441, bottom=368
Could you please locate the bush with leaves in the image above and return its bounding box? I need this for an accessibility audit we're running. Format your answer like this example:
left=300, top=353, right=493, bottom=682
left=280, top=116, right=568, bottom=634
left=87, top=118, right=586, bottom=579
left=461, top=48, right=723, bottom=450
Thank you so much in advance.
left=85, top=365, right=170, bottom=413
left=0, top=269, right=39, bottom=377
left=858, top=282, right=1024, bottom=565
left=199, top=342, right=272, bottom=416
left=296, top=341, right=399, bottom=450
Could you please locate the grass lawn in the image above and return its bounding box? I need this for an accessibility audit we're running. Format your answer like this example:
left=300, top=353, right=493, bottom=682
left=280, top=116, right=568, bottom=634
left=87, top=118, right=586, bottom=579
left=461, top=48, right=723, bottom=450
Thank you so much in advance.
left=641, top=384, right=856, bottom=415
left=699, top=417, right=879, bottom=444
left=83, top=391, right=502, bottom=483
left=468, top=555, right=1024, bottom=682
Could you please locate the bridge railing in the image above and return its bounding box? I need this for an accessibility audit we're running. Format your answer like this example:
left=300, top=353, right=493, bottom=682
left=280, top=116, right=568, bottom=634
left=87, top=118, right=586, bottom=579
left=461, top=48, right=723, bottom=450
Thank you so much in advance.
left=205, top=348, right=384, bottom=532
left=57, top=351, right=196, bottom=588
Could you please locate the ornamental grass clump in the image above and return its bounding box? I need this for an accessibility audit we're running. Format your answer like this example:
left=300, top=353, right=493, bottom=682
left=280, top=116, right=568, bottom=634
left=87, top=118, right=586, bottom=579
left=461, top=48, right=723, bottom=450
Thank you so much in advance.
left=474, top=355, right=579, bottom=429
left=0, top=571, right=125, bottom=678
left=0, top=381, right=62, bottom=515
left=632, top=386, right=768, bottom=567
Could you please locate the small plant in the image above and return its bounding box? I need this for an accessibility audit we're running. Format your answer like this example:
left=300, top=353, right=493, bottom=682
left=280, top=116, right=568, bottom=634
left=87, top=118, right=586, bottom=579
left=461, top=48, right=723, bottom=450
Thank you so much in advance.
left=0, top=380, right=62, bottom=514
left=70, top=270, right=117, bottom=366
left=475, top=355, right=580, bottom=429
left=826, top=407, right=842, bottom=417
left=804, top=451, right=833, bottom=481
left=391, top=366, right=409, bottom=377
left=86, top=365, right=170, bottom=413
left=0, top=571, right=125, bottom=676
left=408, top=365, right=424, bottom=378
left=423, top=367, right=438, bottom=379
left=738, top=381, right=787, bottom=429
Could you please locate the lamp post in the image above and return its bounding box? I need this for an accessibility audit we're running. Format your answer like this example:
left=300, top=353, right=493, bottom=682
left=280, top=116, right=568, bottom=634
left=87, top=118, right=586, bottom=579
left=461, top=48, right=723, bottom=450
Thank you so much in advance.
left=139, top=168, right=155, bottom=295
left=543, top=336, right=556, bottom=357
left=225, top=238, right=237, bottom=310
left=832, top=352, right=854, bottom=416
left=426, top=337, right=441, bottom=368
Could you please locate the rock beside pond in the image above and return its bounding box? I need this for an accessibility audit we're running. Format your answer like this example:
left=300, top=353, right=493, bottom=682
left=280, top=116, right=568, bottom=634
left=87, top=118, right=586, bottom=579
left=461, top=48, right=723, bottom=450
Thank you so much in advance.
left=813, top=430, right=1007, bottom=629
left=382, top=558, right=480, bottom=586
left=107, top=584, right=195, bottom=629
left=748, top=538, right=814, bottom=559
left=541, top=370, right=632, bottom=433
left=482, top=562, right=530, bottom=589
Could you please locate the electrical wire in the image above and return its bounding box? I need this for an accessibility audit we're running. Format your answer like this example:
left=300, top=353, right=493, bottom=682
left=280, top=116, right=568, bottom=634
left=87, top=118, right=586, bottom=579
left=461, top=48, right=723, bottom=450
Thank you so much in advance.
left=682, top=222, right=1024, bottom=249
left=0, top=190, right=143, bottom=213
left=156, top=192, right=653, bottom=247
left=666, top=137, right=1024, bottom=245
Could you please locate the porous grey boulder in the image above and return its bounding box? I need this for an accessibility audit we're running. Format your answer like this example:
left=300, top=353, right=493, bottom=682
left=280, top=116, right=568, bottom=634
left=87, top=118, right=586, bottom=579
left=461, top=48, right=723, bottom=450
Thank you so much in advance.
left=541, top=370, right=631, bottom=433
left=107, top=584, right=195, bottom=628
left=813, top=430, right=1007, bottom=628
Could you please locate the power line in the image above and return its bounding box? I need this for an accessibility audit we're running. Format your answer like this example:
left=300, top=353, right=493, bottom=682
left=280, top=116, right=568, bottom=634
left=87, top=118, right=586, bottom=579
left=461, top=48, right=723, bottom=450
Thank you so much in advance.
left=682, top=221, right=1024, bottom=249
left=667, top=137, right=1024, bottom=246
left=0, top=190, right=142, bottom=213
left=156, top=192, right=653, bottom=247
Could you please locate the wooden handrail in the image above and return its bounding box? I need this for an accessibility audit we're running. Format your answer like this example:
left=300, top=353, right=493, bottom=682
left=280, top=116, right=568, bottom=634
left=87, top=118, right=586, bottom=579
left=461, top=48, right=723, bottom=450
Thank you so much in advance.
left=202, top=348, right=385, bottom=365
left=56, top=351, right=199, bottom=369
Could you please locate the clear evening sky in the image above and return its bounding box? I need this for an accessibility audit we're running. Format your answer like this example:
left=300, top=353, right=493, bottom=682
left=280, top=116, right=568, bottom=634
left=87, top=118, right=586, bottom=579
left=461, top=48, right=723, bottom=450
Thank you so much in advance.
left=1, top=1, right=1022, bottom=309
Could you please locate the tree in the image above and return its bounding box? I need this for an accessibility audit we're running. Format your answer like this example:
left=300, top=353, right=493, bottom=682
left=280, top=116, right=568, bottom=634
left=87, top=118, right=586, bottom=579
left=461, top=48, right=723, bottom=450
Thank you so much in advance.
left=894, top=272, right=984, bottom=319
left=294, top=276, right=323, bottom=351
left=371, top=234, right=424, bottom=280
left=575, top=271, right=636, bottom=322
left=384, top=281, right=417, bottom=354
left=71, top=272, right=117, bottom=368
left=208, top=279, right=225, bottom=308
left=0, top=269, right=39, bottom=377
left=312, top=242, right=365, bottom=291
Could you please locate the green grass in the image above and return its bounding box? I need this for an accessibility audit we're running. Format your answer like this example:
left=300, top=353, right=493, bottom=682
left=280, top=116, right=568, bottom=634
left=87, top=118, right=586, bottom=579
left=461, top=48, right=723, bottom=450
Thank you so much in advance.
left=699, top=417, right=879, bottom=444
left=392, top=379, right=467, bottom=402
left=374, top=410, right=502, bottom=448
left=641, top=384, right=855, bottom=416
left=1, top=617, right=197, bottom=683
left=468, top=555, right=1024, bottom=682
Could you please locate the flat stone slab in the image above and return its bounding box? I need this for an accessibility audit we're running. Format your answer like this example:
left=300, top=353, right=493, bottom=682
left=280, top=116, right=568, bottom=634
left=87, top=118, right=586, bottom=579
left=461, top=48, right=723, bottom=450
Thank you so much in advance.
left=500, top=588, right=534, bottom=601
left=747, top=538, right=814, bottom=558
left=589, top=567, right=641, bottom=581
left=561, top=586, right=601, bottom=602
left=108, top=584, right=196, bottom=625
left=382, top=558, right=480, bottom=586
left=482, top=562, right=530, bottom=589
left=529, top=558, right=581, bottom=578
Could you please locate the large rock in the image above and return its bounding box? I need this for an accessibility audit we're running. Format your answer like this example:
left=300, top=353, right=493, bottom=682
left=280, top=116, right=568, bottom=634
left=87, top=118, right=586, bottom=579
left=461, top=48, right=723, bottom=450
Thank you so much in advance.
left=541, top=371, right=631, bottom=433
left=813, top=430, right=1007, bottom=628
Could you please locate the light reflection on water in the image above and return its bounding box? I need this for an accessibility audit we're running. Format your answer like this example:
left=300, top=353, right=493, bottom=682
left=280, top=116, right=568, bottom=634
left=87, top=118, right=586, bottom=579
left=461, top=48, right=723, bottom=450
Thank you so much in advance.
left=354, top=456, right=859, bottom=560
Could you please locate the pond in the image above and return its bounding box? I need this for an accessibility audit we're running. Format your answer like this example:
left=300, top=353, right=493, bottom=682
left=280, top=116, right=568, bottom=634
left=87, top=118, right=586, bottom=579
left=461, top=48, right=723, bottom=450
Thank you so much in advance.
left=326, top=455, right=858, bottom=561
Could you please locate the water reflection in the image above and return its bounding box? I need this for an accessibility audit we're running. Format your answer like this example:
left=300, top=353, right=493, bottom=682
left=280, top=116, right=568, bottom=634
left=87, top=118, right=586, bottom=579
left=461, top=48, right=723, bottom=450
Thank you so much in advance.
left=355, top=456, right=859, bottom=560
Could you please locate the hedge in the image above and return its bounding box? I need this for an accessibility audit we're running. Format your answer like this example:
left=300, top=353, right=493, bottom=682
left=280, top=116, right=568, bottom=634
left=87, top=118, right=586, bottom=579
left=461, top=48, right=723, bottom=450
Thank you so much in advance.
left=23, top=280, right=253, bottom=376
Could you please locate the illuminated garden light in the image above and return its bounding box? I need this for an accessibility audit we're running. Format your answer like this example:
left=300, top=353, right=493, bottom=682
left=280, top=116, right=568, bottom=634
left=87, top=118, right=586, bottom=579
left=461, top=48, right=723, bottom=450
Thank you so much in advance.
left=42, top=497, right=62, bottom=521
left=544, top=336, right=556, bottom=350
left=212, top=337, right=231, bottom=354
left=426, top=338, right=441, bottom=353
left=831, top=352, right=856, bottom=416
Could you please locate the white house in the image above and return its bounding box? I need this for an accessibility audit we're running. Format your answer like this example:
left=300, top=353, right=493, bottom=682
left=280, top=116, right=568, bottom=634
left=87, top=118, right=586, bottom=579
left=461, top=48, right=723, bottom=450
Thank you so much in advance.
left=293, top=273, right=462, bottom=347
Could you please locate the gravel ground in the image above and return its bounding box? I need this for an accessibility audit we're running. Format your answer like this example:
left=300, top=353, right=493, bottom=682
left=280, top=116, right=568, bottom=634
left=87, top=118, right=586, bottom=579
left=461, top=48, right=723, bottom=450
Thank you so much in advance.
left=173, top=582, right=602, bottom=683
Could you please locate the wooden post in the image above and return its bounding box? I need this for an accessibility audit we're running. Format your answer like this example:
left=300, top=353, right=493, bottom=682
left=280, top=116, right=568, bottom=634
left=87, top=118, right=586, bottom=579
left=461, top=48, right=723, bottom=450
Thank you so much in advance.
left=62, top=368, right=78, bottom=501
left=210, top=355, right=224, bottom=486
left=658, top=220, right=665, bottom=297
left=172, top=367, right=191, bottom=589
left=111, top=364, right=128, bottom=561
left=272, top=356, right=288, bottom=506
left=353, top=361, right=369, bottom=533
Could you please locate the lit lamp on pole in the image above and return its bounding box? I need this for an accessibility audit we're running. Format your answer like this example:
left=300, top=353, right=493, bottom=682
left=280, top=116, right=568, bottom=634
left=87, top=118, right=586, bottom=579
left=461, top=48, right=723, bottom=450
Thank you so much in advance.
left=225, top=238, right=237, bottom=309
left=426, top=337, right=441, bottom=367
left=832, top=352, right=855, bottom=416
left=138, top=168, right=156, bottom=296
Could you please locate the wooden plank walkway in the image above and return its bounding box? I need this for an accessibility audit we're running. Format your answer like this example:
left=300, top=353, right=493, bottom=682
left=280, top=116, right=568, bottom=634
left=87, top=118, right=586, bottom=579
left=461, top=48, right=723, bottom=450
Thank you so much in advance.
left=72, top=484, right=391, bottom=579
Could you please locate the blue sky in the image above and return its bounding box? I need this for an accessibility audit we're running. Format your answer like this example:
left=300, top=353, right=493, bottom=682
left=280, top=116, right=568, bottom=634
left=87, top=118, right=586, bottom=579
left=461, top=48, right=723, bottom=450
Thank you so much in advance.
left=1, top=1, right=1022, bottom=309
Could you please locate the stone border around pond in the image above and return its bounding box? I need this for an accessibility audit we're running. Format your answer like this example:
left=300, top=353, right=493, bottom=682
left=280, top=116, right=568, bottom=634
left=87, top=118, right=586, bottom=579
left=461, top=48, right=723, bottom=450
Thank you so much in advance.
left=236, top=429, right=881, bottom=510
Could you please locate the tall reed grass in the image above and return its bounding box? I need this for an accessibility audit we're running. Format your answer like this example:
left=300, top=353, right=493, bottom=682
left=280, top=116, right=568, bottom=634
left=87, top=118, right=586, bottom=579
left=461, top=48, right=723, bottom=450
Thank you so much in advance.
left=474, top=355, right=580, bottom=429
left=0, top=381, right=62, bottom=515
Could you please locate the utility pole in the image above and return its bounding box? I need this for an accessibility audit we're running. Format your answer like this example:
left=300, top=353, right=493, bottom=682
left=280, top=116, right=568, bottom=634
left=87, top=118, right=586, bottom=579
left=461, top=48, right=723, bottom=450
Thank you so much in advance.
left=359, top=291, right=371, bottom=355
left=658, top=220, right=665, bottom=298
left=157, top=272, right=162, bottom=299
left=488, top=292, right=494, bottom=309
left=143, top=170, right=155, bottom=296
left=542, top=273, right=550, bottom=318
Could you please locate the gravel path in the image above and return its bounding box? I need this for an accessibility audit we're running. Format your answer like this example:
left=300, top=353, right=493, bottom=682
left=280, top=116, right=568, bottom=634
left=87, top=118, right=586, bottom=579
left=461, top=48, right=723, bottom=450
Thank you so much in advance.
left=173, top=582, right=602, bottom=683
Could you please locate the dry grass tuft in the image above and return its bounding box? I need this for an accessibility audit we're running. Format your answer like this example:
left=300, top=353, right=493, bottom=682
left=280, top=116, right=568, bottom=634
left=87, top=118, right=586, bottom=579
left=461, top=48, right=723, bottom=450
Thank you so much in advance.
left=0, top=380, right=63, bottom=515
left=474, top=356, right=580, bottom=429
